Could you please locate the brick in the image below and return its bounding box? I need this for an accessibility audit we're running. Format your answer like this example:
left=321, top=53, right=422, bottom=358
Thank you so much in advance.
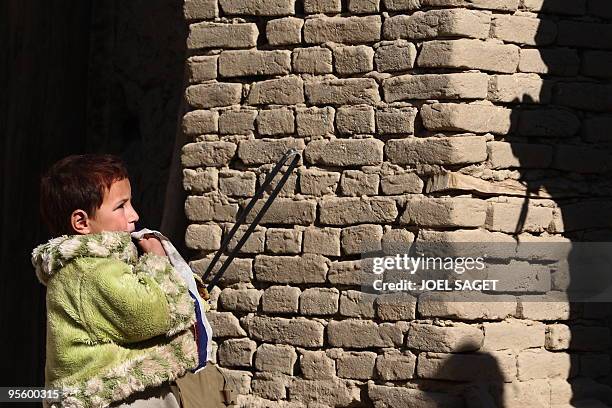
left=408, top=323, right=483, bottom=352
left=374, top=40, right=416, bottom=72
left=340, top=170, right=379, bottom=196
left=418, top=351, right=516, bottom=382
left=304, top=15, right=382, bottom=44
left=336, top=351, right=377, bottom=380
left=299, top=168, right=340, bottom=196
left=183, top=168, right=218, bottom=194
left=382, top=0, right=421, bottom=10
left=518, top=48, right=579, bottom=76
left=381, top=229, right=415, bottom=256
left=207, top=311, right=247, bottom=338
left=582, top=51, right=612, bottom=78
left=256, top=108, right=295, bottom=136
left=418, top=39, right=519, bottom=74
left=375, top=351, right=416, bottom=381
left=304, top=0, right=341, bottom=13
left=348, top=0, right=379, bottom=13
left=482, top=320, right=545, bottom=351
left=226, top=225, right=266, bottom=254
left=218, top=170, right=255, bottom=197
left=185, top=83, right=242, bottom=108
left=517, top=349, right=573, bottom=380
left=420, top=0, right=519, bottom=10
left=383, top=9, right=491, bottom=40
left=401, top=197, right=487, bottom=228
left=582, top=115, right=612, bottom=143
left=192, top=256, right=253, bottom=285
left=421, top=103, right=514, bottom=134
left=319, top=197, right=398, bottom=225
left=219, top=50, right=291, bottom=78
left=418, top=292, right=517, bottom=320
left=255, top=344, right=297, bottom=375
left=266, top=17, right=303, bottom=46
left=247, top=76, right=304, bottom=106
left=261, top=285, right=301, bottom=313
left=554, top=82, right=612, bottom=112
left=181, top=141, right=237, bottom=167
left=558, top=21, right=612, bottom=50
left=492, top=15, right=557, bottom=46
left=333, top=45, right=374, bottom=75
left=518, top=108, right=580, bottom=138
left=305, top=139, right=383, bottom=166
left=384, top=73, right=488, bottom=102
left=376, top=108, right=417, bottom=135
left=187, top=22, right=258, bottom=49
left=216, top=368, right=251, bottom=395
left=341, top=225, right=383, bottom=255
left=300, top=350, right=335, bottom=380
left=185, top=224, right=222, bottom=250
left=381, top=173, right=423, bottom=195
left=218, top=0, right=295, bottom=16
left=386, top=136, right=487, bottom=165
left=292, top=47, right=333, bottom=74
left=246, top=316, right=324, bottom=347
left=251, top=373, right=289, bottom=400
left=254, top=254, right=327, bottom=284
left=288, top=379, right=353, bottom=406
left=243, top=198, right=316, bottom=225
left=487, top=141, right=553, bottom=169
left=580, top=354, right=610, bottom=378
left=305, top=78, right=380, bottom=105
left=182, top=110, right=219, bottom=136
left=523, top=0, right=586, bottom=14
left=488, top=261, right=551, bottom=293
left=218, top=110, right=257, bottom=135
left=185, top=195, right=238, bottom=222
left=368, top=384, right=463, bottom=408
left=328, top=259, right=373, bottom=286
left=186, top=56, right=217, bottom=83
left=296, top=107, right=335, bottom=137
left=487, top=201, right=554, bottom=233
left=375, top=293, right=416, bottom=320
left=518, top=292, right=570, bottom=320
left=303, top=227, right=341, bottom=256
left=553, top=144, right=610, bottom=174
left=336, top=105, right=375, bottom=134
left=327, top=319, right=403, bottom=348
left=589, top=0, right=612, bottom=18
left=237, top=138, right=305, bottom=165
left=545, top=324, right=570, bottom=351
left=265, top=229, right=302, bottom=254
left=299, top=288, right=340, bottom=315
left=257, top=170, right=297, bottom=197
left=219, top=288, right=262, bottom=313
left=184, top=0, right=218, bottom=19
left=488, top=74, right=552, bottom=104
left=339, top=290, right=377, bottom=318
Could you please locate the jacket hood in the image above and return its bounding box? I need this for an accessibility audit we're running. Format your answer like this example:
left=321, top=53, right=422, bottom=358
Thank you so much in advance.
left=32, top=231, right=138, bottom=286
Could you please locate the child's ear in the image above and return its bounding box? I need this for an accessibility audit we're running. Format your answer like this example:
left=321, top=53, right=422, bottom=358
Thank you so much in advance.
left=71, top=209, right=92, bottom=234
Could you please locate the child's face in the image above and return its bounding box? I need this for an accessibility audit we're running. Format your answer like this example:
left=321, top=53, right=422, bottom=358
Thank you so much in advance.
left=86, top=178, right=139, bottom=234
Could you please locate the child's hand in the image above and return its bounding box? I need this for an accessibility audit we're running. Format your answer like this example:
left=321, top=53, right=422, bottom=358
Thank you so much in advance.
left=137, top=235, right=167, bottom=257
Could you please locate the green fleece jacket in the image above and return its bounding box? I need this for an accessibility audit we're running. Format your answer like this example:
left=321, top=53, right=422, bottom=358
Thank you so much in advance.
left=32, top=231, right=200, bottom=408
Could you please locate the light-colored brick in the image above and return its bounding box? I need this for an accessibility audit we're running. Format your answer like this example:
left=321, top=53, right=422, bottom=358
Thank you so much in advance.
left=251, top=373, right=289, bottom=400
left=380, top=173, right=423, bottom=195
left=375, top=351, right=416, bottom=381
left=523, top=0, right=585, bottom=14
left=219, top=50, right=291, bottom=78
left=517, top=349, right=573, bottom=380
left=319, top=197, right=398, bottom=225
left=218, top=0, right=295, bottom=16
left=486, top=201, right=554, bottom=233
left=401, top=197, right=487, bottom=227
left=488, top=74, right=552, bottom=104
left=417, top=351, right=516, bottom=382
left=185, top=195, right=238, bottom=222
left=408, top=323, right=483, bottom=352
left=296, top=107, right=335, bottom=137
left=207, top=311, right=248, bottom=338
left=305, top=139, right=384, bottom=166
left=419, top=0, right=519, bottom=10
left=335, top=351, right=377, bottom=379
left=418, top=292, right=517, bottom=320
left=336, top=105, right=375, bottom=134
left=256, top=108, right=295, bottom=136
left=487, top=141, right=553, bottom=169
left=186, top=56, right=217, bottom=83
left=266, top=17, right=303, bottom=45
left=184, top=0, right=218, bottom=19
left=368, top=383, right=463, bottom=408
left=384, top=73, right=488, bottom=102
left=304, top=0, right=341, bottom=13
left=341, top=224, right=383, bottom=255
left=257, top=170, right=297, bottom=197
left=299, top=168, right=340, bottom=196
left=185, top=83, right=242, bottom=108
left=348, top=0, right=379, bottom=13
left=386, top=136, right=487, bottom=165
left=418, top=39, right=519, bottom=74
left=492, top=15, right=557, bottom=46
left=305, top=78, right=380, bottom=105
left=261, top=285, right=301, bottom=313
left=339, top=289, right=377, bottom=318
left=265, top=229, right=302, bottom=254
left=299, top=350, right=336, bottom=380
left=218, top=110, right=257, bottom=135
left=375, top=293, right=416, bottom=320
left=183, top=168, right=218, bottom=194
left=247, top=76, right=304, bottom=106
left=226, top=225, right=266, bottom=254
left=255, top=254, right=328, bottom=283
left=374, top=40, right=416, bottom=72
left=182, top=141, right=237, bottom=167
left=421, top=103, right=514, bottom=134
left=237, top=138, right=305, bottom=165
left=185, top=224, right=222, bottom=250
left=219, top=288, right=262, bottom=312
left=376, top=107, right=417, bottom=135
left=333, top=45, right=374, bottom=74
left=292, top=47, right=333, bottom=74
left=191, top=256, right=253, bottom=285
left=519, top=48, right=579, bottom=76
left=187, top=22, right=258, bottom=49
left=327, top=319, right=403, bottom=348
left=518, top=293, right=570, bottom=320
left=246, top=316, right=325, bottom=347
left=328, top=259, right=374, bottom=286
left=243, top=198, right=316, bottom=225
left=383, top=9, right=491, bottom=40
left=182, top=110, right=219, bottom=136
left=340, top=170, right=379, bottom=196
left=304, top=15, right=382, bottom=44
left=303, top=227, right=341, bottom=256
left=299, top=287, right=340, bottom=315
left=482, top=320, right=545, bottom=351
left=254, top=343, right=297, bottom=375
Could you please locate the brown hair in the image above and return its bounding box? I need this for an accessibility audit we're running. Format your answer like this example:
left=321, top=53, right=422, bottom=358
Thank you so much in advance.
left=40, top=154, right=129, bottom=235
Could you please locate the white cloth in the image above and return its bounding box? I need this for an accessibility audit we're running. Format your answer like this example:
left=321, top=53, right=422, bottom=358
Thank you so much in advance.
left=131, top=228, right=214, bottom=369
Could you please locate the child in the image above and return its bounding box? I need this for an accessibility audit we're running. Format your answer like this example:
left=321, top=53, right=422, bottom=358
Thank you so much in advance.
left=32, top=154, right=213, bottom=408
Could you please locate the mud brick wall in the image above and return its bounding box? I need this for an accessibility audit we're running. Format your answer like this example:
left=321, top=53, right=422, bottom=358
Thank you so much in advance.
left=179, top=0, right=612, bottom=406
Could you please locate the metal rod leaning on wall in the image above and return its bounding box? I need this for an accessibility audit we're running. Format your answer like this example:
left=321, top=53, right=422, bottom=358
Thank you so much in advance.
left=198, top=148, right=302, bottom=298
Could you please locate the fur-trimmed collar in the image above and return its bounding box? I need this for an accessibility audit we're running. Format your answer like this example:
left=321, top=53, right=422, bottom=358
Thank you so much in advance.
left=32, top=231, right=138, bottom=286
